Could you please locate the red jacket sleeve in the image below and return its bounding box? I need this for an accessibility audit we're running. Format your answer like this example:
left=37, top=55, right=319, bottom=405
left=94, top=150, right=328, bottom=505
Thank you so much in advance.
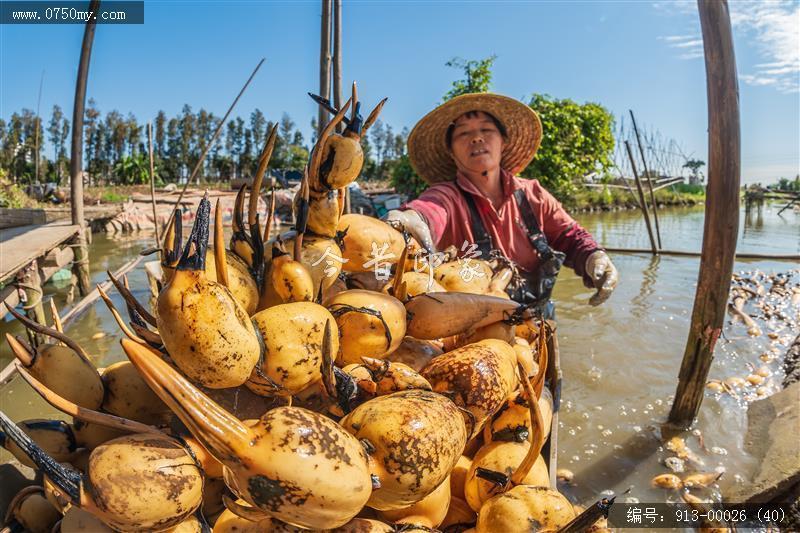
left=402, top=184, right=456, bottom=248
left=530, top=181, right=602, bottom=288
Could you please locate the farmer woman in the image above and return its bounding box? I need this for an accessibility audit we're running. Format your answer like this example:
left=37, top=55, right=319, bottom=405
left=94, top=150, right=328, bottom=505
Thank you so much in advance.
left=386, top=93, right=618, bottom=315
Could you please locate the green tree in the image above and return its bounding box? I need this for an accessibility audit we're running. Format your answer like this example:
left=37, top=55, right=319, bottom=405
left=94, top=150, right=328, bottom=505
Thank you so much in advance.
left=391, top=154, right=425, bottom=196
left=178, top=105, right=197, bottom=183
left=126, top=113, right=141, bottom=156
left=776, top=175, right=799, bottom=192
left=154, top=110, right=167, bottom=158
left=196, top=109, right=215, bottom=181
left=47, top=105, right=69, bottom=184
left=113, top=153, right=150, bottom=185
left=443, top=55, right=497, bottom=100
left=250, top=109, right=267, bottom=152
left=682, top=159, right=705, bottom=183
left=520, top=94, right=615, bottom=200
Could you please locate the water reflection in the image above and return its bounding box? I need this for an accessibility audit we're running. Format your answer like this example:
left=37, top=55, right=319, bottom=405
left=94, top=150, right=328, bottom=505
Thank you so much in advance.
left=631, top=255, right=660, bottom=320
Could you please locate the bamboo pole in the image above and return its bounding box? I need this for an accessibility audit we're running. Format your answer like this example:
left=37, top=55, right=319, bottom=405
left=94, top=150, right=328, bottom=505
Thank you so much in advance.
left=147, top=122, right=159, bottom=246
left=332, top=0, right=343, bottom=134
left=630, top=110, right=662, bottom=249
left=625, top=141, right=658, bottom=255
left=669, top=0, right=741, bottom=427
left=69, top=0, right=100, bottom=296
left=332, top=0, right=351, bottom=213
left=317, top=0, right=332, bottom=139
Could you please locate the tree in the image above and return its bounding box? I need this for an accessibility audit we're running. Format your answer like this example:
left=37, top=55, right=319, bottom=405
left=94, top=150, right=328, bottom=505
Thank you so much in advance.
left=154, top=110, right=167, bottom=158
left=521, top=94, right=615, bottom=200
left=165, top=117, right=181, bottom=181
left=683, top=159, right=705, bottom=184
left=196, top=109, right=215, bottom=181
left=776, top=175, right=799, bottom=192
left=391, top=154, right=425, bottom=196
left=443, top=55, right=497, bottom=100
left=178, top=105, right=197, bottom=183
left=48, top=105, right=69, bottom=184
left=250, top=109, right=267, bottom=152
left=126, top=113, right=141, bottom=156
left=114, top=153, right=150, bottom=185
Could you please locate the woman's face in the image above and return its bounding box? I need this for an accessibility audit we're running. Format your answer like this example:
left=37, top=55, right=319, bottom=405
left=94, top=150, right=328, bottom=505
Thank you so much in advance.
left=448, top=111, right=505, bottom=175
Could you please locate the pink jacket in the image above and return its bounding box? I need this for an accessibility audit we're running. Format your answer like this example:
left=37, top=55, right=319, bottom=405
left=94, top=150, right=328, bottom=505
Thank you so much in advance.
left=404, top=170, right=601, bottom=287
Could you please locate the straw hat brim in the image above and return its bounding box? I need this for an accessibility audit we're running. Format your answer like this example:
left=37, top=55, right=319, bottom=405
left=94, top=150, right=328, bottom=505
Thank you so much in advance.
left=407, top=93, right=542, bottom=185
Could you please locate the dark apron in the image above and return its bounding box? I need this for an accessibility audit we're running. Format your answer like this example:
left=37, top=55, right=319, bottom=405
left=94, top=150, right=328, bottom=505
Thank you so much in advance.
left=457, top=183, right=565, bottom=319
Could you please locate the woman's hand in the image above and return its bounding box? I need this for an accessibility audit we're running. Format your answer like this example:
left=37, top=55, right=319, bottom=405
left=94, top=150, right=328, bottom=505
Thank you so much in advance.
left=384, top=209, right=436, bottom=253
left=585, top=251, right=618, bottom=306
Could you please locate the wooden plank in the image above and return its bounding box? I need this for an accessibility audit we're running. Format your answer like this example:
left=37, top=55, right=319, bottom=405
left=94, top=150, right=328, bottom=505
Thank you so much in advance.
left=0, top=223, right=80, bottom=283
left=42, top=205, right=122, bottom=223
left=545, top=321, right=561, bottom=489
left=0, top=208, right=47, bottom=229
left=603, top=247, right=798, bottom=261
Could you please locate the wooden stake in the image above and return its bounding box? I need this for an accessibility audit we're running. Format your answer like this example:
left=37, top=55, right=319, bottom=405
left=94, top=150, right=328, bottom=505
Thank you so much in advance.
left=68, top=0, right=100, bottom=296
left=332, top=0, right=343, bottom=134
left=630, top=110, right=663, bottom=249
left=625, top=141, right=658, bottom=255
left=318, top=0, right=332, bottom=139
left=669, top=0, right=741, bottom=427
left=18, top=262, right=46, bottom=347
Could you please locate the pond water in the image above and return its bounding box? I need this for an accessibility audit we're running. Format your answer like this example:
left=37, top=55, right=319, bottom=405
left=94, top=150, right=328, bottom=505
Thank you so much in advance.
left=1, top=200, right=798, bottom=528
left=554, top=201, right=798, bottom=517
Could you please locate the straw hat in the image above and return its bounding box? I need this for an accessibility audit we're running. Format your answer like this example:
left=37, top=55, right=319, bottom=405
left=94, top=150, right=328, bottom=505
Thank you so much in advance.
left=407, top=93, right=542, bottom=185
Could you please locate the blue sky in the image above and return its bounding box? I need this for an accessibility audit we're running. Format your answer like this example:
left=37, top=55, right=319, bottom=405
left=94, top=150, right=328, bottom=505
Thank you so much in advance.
left=1, top=0, right=798, bottom=184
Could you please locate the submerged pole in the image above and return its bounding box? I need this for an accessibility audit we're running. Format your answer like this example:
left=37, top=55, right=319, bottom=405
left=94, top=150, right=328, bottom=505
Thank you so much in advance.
left=69, top=0, right=101, bottom=296
left=629, top=110, right=662, bottom=249
left=625, top=141, right=658, bottom=255
left=669, top=0, right=741, bottom=427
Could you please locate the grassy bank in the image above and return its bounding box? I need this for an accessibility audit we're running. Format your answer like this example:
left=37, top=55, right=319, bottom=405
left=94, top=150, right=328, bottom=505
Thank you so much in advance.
left=2, top=176, right=707, bottom=214
left=565, top=183, right=705, bottom=212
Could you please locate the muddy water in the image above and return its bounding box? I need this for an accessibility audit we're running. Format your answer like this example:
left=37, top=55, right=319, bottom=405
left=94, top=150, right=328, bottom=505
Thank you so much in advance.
left=554, top=202, right=798, bottom=515
left=1, top=201, right=798, bottom=520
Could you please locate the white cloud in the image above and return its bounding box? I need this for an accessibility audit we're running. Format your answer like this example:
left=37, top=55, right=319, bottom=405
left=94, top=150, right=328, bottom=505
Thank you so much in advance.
left=672, top=39, right=703, bottom=48
left=729, top=1, right=800, bottom=93
left=679, top=51, right=705, bottom=60
left=655, top=0, right=800, bottom=93
left=660, top=34, right=696, bottom=42
left=740, top=74, right=779, bottom=86
left=658, top=32, right=704, bottom=60
left=652, top=1, right=696, bottom=15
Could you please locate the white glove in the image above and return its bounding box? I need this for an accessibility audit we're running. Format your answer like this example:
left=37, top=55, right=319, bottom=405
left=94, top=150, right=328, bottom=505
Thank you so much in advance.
left=384, top=209, right=436, bottom=253
left=585, top=251, right=618, bottom=306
